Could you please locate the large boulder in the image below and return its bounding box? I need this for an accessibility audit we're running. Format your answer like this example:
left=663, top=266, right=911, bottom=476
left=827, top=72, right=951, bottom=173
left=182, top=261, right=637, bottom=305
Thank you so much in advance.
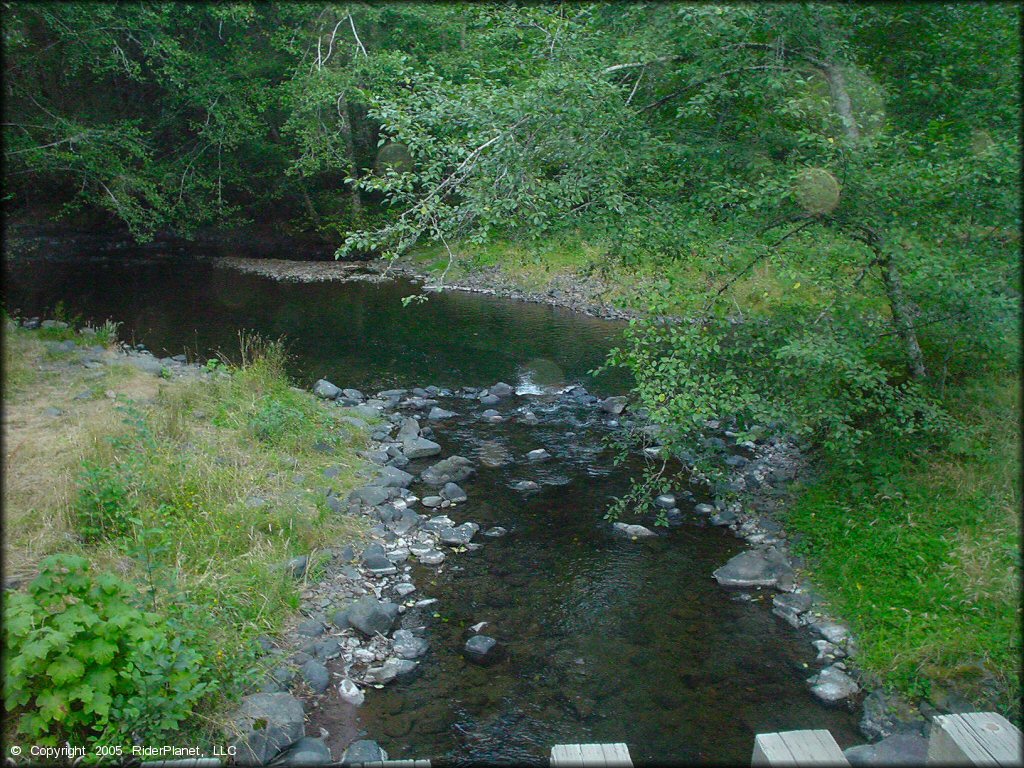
left=713, top=548, right=793, bottom=588
left=313, top=379, right=340, bottom=399
left=421, top=455, right=475, bottom=486
left=345, top=596, right=400, bottom=637
left=229, top=693, right=305, bottom=766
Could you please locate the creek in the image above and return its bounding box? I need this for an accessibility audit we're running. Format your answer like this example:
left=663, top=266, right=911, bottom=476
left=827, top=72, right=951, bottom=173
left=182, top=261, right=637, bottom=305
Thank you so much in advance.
left=3, top=242, right=861, bottom=764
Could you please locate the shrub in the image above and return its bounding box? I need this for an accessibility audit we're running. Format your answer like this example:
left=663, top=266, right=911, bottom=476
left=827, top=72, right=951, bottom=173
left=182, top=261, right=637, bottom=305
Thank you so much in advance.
left=3, top=554, right=212, bottom=749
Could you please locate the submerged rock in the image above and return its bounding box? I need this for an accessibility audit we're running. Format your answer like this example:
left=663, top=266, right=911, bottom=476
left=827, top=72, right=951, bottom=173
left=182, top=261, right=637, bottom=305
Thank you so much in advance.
left=612, top=522, right=657, bottom=538
left=392, top=629, right=429, bottom=660
left=463, top=635, right=501, bottom=665
left=511, top=480, right=541, bottom=492
left=421, top=455, right=475, bottom=486
left=844, top=733, right=929, bottom=766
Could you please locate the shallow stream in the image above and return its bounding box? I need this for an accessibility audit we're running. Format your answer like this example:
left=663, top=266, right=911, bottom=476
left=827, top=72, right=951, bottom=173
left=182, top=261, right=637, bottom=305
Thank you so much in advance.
left=3, top=243, right=861, bottom=764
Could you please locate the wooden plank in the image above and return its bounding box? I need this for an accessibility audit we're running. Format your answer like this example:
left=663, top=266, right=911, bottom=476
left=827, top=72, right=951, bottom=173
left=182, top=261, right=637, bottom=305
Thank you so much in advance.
left=552, top=743, right=585, bottom=766
left=600, top=743, right=633, bottom=768
left=959, top=712, right=1023, bottom=766
left=929, top=714, right=1001, bottom=765
left=752, top=730, right=849, bottom=766
left=752, top=733, right=796, bottom=766
left=579, top=743, right=608, bottom=766
left=786, top=729, right=849, bottom=765
left=552, top=743, right=631, bottom=767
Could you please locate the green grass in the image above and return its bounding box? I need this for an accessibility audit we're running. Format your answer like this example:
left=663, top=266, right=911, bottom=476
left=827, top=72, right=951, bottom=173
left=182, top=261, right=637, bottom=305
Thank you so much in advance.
left=785, top=373, right=1021, bottom=720
left=4, top=326, right=372, bottom=748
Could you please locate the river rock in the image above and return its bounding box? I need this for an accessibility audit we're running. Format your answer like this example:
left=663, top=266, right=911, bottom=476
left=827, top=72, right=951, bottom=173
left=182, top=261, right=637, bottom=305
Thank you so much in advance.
left=599, top=396, right=627, bottom=415
left=440, top=482, right=467, bottom=502
left=397, top=417, right=420, bottom=441
left=439, top=522, right=479, bottom=546
left=812, top=639, right=845, bottom=661
left=389, top=508, right=421, bottom=536
left=484, top=526, right=508, bottom=538
left=488, top=381, right=513, bottom=397
left=463, top=635, right=500, bottom=665
left=345, top=596, right=400, bottom=637
left=772, top=592, right=812, bottom=627
left=813, top=621, right=851, bottom=645
left=348, top=485, right=392, bottom=507
left=341, top=740, right=388, bottom=764
left=713, top=548, right=793, bottom=588
left=300, top=659, right=331, bottom=694
left=313, top=379, right=340, bottom=399
left=417, top=549, right=446, bottom=565
left=612, top=522, right=657, bottom=538
left=512, top=480, right=540, bottom=492
left=364, top=657, right=417, bottom=684
left=402, top=436, right=442, bottom=459
left=480, top=408, right=504, bottom=422
left=526, top=448, right=552, bottom=462
left=479, top=394, right=501, bottom=406
left=694, top=503, right=716, bottom=515
left=276, top=736, right=333, bottom=766
left=337, top=678, right=365, bottom=707
left=844, top=733, right=929, bottom=765
left=341, top=388, right=365, bottom=402
left=428, top=406, right=455, bottom=419
left=312, top=638, right=342, bottom=661
left=421, top=495, right=443, bottom=508
left=297, top=615, right=327, bottom=636
left=369, top=465, right=414, bottom=488
left=655, top=494, right=676, bottom=509
left=808, top=664, right=860, bottom=702
left=229, top=692, right=305, bottom=766
left=363, top=554, right=398, bottom=577
left=421, top=455, right=475, bottom=486
left=393, top=629, right=429, bottom=659
left=394, top=582, right=416, bottom=597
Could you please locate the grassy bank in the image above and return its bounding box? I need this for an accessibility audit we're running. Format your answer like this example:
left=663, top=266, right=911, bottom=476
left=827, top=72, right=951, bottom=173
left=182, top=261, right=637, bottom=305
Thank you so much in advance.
left=409, top=233, right=1021, bottom=720
left=2, top=321, right=371, bottom=751
left=785, top=373, right=1021, bottom=720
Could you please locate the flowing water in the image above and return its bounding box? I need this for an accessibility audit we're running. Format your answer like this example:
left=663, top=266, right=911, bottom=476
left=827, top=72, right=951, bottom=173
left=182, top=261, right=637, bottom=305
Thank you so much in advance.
left=3, top=242, right=861, bottom=765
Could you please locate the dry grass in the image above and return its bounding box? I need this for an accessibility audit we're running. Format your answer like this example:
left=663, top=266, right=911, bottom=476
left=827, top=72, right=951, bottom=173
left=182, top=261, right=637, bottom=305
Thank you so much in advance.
left=2, top=330, right=160, bottom=579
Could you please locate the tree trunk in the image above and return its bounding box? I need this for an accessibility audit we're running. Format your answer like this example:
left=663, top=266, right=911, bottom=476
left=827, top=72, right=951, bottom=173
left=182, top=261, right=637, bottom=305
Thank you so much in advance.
left=822, top=63, right=861, bottom=142
left=338, top=96, right=363, bottom=222
left=879, top=254, right=927, bottom=380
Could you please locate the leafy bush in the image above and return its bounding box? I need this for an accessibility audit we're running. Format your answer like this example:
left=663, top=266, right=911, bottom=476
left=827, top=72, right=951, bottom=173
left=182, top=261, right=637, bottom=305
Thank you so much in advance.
left=3, top=554, right=212, bottom=749
left=74, top=461, right=138, bottom=541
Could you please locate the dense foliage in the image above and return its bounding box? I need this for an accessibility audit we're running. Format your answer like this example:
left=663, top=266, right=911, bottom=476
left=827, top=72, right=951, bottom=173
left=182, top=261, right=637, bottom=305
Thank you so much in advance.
left=4, top=555, right=210, bottom=749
